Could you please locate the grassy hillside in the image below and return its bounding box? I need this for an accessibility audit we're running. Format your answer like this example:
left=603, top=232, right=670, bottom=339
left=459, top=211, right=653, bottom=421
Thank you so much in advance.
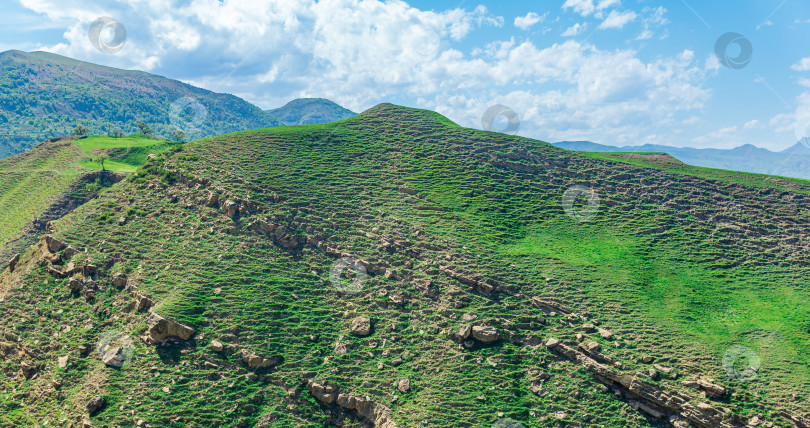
left=0, top=50, right=277, bottom=158
left=0, top=134, right=177, bottom=262
left=0, top=105, right=808, bottom=427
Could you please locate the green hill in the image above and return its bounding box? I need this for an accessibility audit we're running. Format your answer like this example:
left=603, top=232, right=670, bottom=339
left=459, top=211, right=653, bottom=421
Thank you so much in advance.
left=0, top=50, right=354, bottom=159
left=0, top=134, right=178, bottom=264
left=266, top=98, right=356, bottom=126
left=1, top=105, right=808, bottom=427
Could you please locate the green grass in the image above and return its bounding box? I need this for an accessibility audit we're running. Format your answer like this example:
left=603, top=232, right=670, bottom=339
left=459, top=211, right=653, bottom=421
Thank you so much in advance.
left=2, top=104, right=809, bottom=427
left=75, top=134, right=180, bottom=173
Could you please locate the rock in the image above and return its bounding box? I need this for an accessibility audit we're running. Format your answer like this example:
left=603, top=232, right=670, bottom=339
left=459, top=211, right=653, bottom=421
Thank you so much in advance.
left=397, top=378, right=411, bottom=393
left=205, top=192, right=219, bottom=207
left=471, top=325, right=499, bottom=343
left=58, top=355, right=69, bottom=369
left=68, top=277, right=83, bottom=292
left=308, top=381, right=339, bottom=404
left=111, top=274, right=127, bottom=289
left=118, top=217, right=127, bottom=226
left=597, top=327, right=613, bottom=339
left=351, top=317, right=372, bottom=337
left=136, top=295, right=154, bottom=311
left=586, top=341, right=600, bottom=353
left=654, top=364, right=674, bottom=374
left=145, top=312, right=195, bottom=344
left=211, top=339, right=224, bottom=352
left=87, top=396, right=105, bottom=415
left=8, top=254, right=19, bottom=272
left=455, top=325, right=472, bottom=341
left=696, top=378, right=726, bottom=397
left=545, top=338, right=560, bottom=348
left=102, top=346, right=126, bottom=368
left=64, top=246, right=79, bottom=260
left=45, top=235, right=66, bottom=253
left=641, top=355, right=654, bottom=364
left=223, top=200, right=239, bottom=218
left=241, top=349, right=280, bottom=370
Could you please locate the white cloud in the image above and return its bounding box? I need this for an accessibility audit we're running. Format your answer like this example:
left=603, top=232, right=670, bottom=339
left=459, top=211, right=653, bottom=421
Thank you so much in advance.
left=17, top=0, right=709, bottom=148
left=514, top=12, right=547, bottom=30
left=791, top=57, right=810, bottom=72
left=636, top=7, right=668, bottom=40
left=562, top=23, right=587, bottom=37
left=562, top=0, right=621, bottom=18
left=693, top=126, right=738, bottom=144
left=598, top=10, right=637, bottom=30
left=744, top=119, right=761, bottom=129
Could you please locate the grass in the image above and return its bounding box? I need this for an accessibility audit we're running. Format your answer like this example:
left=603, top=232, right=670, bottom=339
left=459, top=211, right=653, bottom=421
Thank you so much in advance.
left=1, top=104, right=809, bottom=427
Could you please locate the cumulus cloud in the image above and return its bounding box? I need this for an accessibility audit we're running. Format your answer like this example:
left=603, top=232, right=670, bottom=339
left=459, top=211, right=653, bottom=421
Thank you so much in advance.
left=17, top=0, right=708, bottom=146
left=791, top=57, right=810, bottom=72
left=514, top=11, right=547, bottom=30
left=562, top=0, right=621, bottom=18
left=562, top=23, right=587, bottom=37
left=598, top=10, right=637, bottom=29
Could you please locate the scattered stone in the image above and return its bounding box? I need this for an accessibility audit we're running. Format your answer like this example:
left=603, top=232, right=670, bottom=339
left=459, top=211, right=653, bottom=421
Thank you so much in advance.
left=471, top=325, right=499, bottom=343
left=211, top=339, right=224, bottom=352
left=87, top=396, right=105, bottom=415
left=111, top=274, right=128, bottom=289
left=224, top=200, right=239, bottom=218
left=45, top=235, right=67, bottom=253
left=145, top=312, right=195, bottom=344
left=597, top=327, right=613, bottom=339
left=58, top=355, right=69, bottom=369
left=351, top=317, right=372, bottom=337
left=8, top=254, right=19, bottom=272
left=585, top=341, right=600, bottom=353
left=240, top=349, right=280, bottom=370
left=205, top=192, right=219, bottom=207
left=102, top=346, right=126, bottom=368
left=654, top=364, right=674, bottom=374
left=397, top=378, right=411, bottom=393
left=545, top=338, right=560, bottom=348
left=118, top=217, right=127, bottom=226
left=641, top=355, right=654, bottom=364
left=462, top=313, right=477, bottom=321
left=455, top=325, right=472, bottom=341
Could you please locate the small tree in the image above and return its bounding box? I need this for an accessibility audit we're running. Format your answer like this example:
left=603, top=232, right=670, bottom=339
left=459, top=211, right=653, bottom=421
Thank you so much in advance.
left=171, top=129, right=186, bottom=142
left=95, top=153, right=110, bottom=171
left=112, top=129, right=124, bottom=138
left=137, top=122, right=153, bottom=138
left=72, top=125, right=89, bottom=136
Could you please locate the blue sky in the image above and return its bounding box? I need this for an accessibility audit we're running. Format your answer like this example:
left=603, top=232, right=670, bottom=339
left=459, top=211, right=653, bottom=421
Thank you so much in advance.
left=2, top=0, right=810, bottom=150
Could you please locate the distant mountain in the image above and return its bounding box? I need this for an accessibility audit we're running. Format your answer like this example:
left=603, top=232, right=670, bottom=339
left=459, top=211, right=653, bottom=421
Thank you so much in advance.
left=266, top=98, right=356, bottom=126
left=0, top=50, right=355, bottom=159
left=554, top=140, right=810, bottom=179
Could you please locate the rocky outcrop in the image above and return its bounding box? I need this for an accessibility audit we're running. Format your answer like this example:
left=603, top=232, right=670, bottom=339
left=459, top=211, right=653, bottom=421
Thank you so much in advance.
left=240, top=349, right=280, bottom=370
left=7, top=254, right=19, bottom=272
left=144, top=312, right=195, bottom=344
left=438, top=265, right=497, bottom=294
left=102, top=346, right=126, bottom=368
left=307, top=380, right=397, bottom=428
left=471, top=325, right=499, bottom=343
left=351, top=317, right=372, bottom=336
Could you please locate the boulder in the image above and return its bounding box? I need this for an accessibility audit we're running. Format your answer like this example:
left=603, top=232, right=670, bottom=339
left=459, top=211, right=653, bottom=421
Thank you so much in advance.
left=211, top=339, right=224, bottom=352
left=68, top=277, right=83, bottom=292
left=696, top=378, right=726, bottom=397
left=205, top=192, right=220, bottom=207
left=455, top=325, right=471, bottom=341
left=58, top=355, right=69, bottom=369
left=45, top=235, right=66, bottom=253
left=8, top=254, right=19, bottom=272
left=102, top=346, right=126, bottom=368
left=597, top=327, right=613, bottom=339
left=654, top=364, right=674, bottom=374
left=397, top=378, right=411, bottom=393
left=87, top=396, right=105, bottom=415
left=240, top=350, right=279, bottom=370
left=111, top=274, right=127, bottom=289
left=223, top=200, right=239, bottom=218
left=308, top=380, right=339, bottom=404
left=145, top=312, right=195, bottom=344
left=351, top=317, right=372, bottom=337
left=64, top=246, right=79, bottom=260
left=545, top=338, right=560, bottom=348
left=471, top=325, right=499, bottom=343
